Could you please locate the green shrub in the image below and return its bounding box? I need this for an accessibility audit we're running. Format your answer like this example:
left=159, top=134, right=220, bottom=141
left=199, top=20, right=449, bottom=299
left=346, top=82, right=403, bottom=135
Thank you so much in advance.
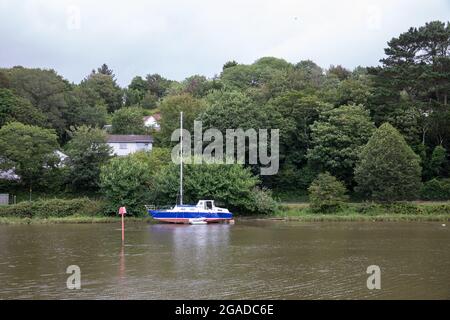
left=0, top=198, right=106, bottom=218
left=249, top=187, right=279, bottom=214
left=308, top=172, right=349, bottom=213
left=100, top=153, right=153, bottom=216
left=421, top=178, right=450, bottom=200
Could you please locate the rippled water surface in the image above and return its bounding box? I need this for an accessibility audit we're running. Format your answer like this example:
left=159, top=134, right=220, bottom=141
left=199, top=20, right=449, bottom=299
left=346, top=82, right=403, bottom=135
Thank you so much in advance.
left=0, top=221, right=449, bottom=299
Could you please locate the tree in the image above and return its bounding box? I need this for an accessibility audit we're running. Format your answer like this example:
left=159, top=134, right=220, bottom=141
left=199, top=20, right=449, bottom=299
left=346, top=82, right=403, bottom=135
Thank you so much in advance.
left=223, top=60, right=238, bottom=70
left=355, top=123, right=423, bottom=201
left=100, top=153, right=152, bottom=215
left=124, top=76, right=148, bottom=106
left=182, top=75, right=216, bottom=97
left=368, top=21, right=450, bottom=150
left=220, top=57, right=292, bottom=99
left=96, top=63, right=115, bottom=77
left=81, top=72, right=123, bottom=113
left=111, top=106, right=145, bottom=134
left=289, top=60, right=325, bottom=91
left=0, top=122, right=59, bottom=198
left=157, top=93, right=206, bottom=145
left=146, top=73, right=173, bottom=98
left=0, top=70, right=10, bottom=88
left=6, top=67, right=70, bottom=138
left=308, top=104, right=375, bottom=186
left=327, top=65, right=351, bottom=81
left=424, top=145, right=447, bottom=180
left=270, top=92, right=332, bottom=165
left=65, top=86, right=108, bottom=128
left=65, top=126, right=112, bottom=191
left=308, top=172, right=348, bottom=212
left=0, top=88, right=46, bottom=128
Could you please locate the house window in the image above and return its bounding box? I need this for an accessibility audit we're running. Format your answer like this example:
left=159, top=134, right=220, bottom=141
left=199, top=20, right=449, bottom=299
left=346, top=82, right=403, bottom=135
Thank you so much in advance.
left=137, top=143, right=147, bottom=150
left=119, top=143, right=127, bottom=149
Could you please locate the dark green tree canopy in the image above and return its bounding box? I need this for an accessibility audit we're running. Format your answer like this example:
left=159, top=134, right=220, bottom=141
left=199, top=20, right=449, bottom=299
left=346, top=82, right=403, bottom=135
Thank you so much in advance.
left=308, top=104, right=375, bottom=186
left=0, top=88, right=46, bottom=128
left=81, top=71, right=123, bottom=113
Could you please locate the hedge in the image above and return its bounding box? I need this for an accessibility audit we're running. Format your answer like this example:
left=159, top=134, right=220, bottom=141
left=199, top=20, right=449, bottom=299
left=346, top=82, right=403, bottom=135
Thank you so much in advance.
left=421, top=178, right=450, bottom=201
left=355, top=202, right=450, bottom=215
left=0, top=198, right=106, bottom=218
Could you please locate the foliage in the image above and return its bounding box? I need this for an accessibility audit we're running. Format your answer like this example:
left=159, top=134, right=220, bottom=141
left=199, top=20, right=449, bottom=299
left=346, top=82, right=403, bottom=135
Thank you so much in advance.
left=0, top=122, right=59, bottom=191
left=111, top=106, right=145, bottom=134
left=6, top=67, right=70, bottom=137
left=65, top=126, right=112, bottom=191
left=308, top=172, right=349, bottom=212
left=368, top=21, right=450, bottom=151
left=65, top=86, right=108, bottom=128
left=421, top=178, right=450, bottom=200
left=99, top=150, right=171, bottom=215
left=355, top=123, right=423, bottom=201
left=0, top=88, right=46, bottom=128
left=81, top=71, right=123, bottom=113
left=308, top=104, right=375, bottom=186
left=0, top=198, right=106, bottom=218
left=157, top=93, right=206, bottom=145
left=424, top=145, right=447, bottom=180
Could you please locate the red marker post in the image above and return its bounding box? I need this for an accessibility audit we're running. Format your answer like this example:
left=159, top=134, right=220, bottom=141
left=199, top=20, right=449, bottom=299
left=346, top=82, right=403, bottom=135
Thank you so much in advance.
left=119, top=206, right=126, bottom=243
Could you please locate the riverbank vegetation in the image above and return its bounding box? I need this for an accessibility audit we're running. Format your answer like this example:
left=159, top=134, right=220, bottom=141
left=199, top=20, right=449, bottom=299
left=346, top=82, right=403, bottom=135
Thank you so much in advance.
left=0, top=198, right=449, bottom=224
left=1, top=21, right=450, bottom=216
left=274, top=202, right=450, bottom=222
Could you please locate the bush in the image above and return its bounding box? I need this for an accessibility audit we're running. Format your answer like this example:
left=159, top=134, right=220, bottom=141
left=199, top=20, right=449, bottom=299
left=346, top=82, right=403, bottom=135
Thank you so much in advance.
left=100, top=153, right=153, bottom=216
left=0, top=198, right=106, bottom=218
left=421, top=178, right=450, bottom=200
left=355, top=123, right=422, bottom=201
left=249, top=187, right=279, bottom=215
left=308, top=172, right=349, bottom=213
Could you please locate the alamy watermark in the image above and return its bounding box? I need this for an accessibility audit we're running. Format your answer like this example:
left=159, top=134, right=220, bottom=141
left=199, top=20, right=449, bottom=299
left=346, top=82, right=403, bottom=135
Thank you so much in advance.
left=366, top=265, right=381, bottom=290
left=66, top=265, right=81, bottom=290
left=171, top=120, right=279, bottom=175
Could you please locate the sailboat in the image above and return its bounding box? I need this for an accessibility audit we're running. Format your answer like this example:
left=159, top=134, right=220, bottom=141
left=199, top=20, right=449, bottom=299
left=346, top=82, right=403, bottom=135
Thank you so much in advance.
left=147, top=112, right=234, bottom=224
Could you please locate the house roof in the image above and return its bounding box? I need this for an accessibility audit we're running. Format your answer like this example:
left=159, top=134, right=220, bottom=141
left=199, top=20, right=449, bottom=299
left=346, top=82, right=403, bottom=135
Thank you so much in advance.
left=143, top=113, right=161, bottom=122
left=107, top=135, right=153, bottom=143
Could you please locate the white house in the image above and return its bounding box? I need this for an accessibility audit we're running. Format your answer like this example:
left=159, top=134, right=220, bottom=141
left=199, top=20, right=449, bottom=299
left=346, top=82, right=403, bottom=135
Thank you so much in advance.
left=0, top=150, right=68, bottom=181
left=143, top=113, right=161, bottom=130
left=107, top=135, right=153, bottom=156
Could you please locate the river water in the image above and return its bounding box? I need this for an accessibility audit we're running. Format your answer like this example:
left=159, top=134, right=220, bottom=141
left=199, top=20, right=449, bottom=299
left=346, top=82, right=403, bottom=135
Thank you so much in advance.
left=0, top=221, right=448, bottom=299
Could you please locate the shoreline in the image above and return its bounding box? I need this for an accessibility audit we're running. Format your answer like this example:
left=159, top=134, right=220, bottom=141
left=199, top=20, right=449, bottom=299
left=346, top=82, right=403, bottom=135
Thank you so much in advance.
left=0, top=214, right=449, bottom=225
left=1, top=201, right=449, bottom=225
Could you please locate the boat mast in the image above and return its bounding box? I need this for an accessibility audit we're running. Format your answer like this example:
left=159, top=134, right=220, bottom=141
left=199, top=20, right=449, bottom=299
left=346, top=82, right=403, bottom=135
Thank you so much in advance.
left=180, top=111, right=183, bottom=206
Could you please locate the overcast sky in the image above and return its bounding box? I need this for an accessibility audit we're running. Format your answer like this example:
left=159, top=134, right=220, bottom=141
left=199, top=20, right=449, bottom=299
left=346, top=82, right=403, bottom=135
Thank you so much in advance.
left=1, top=0, right=449, bottom=86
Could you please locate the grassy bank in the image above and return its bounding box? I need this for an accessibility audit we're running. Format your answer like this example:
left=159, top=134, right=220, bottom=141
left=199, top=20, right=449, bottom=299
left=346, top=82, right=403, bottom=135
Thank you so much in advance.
left=272, top=201, right=450, bottom=222
left=0, top=215, right=154, bottom=225
left=1, top=198, right=449, bottom=224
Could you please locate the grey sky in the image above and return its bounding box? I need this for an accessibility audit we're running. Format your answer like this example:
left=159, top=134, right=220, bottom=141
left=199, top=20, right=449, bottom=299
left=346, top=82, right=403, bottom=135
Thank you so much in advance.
left=1, top=0, right=449, bottom=87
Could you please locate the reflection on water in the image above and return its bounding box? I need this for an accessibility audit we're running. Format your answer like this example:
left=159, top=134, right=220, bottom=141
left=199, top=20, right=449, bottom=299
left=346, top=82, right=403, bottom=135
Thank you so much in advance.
left=0, top=221, right=449, bottom=299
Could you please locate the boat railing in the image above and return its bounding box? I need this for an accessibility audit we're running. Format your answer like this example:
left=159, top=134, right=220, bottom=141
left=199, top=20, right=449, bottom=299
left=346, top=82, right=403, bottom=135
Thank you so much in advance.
left=145, top=204, right=174, bottom=211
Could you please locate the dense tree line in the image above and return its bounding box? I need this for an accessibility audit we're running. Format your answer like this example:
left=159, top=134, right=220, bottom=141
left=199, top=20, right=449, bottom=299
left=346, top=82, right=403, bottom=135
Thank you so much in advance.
left=0, top=21, right=449, bottom=211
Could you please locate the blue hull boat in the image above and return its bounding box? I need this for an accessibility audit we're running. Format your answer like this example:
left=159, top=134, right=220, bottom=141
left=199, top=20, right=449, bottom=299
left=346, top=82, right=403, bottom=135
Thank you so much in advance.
left=148, top=201, right=233, bottom=224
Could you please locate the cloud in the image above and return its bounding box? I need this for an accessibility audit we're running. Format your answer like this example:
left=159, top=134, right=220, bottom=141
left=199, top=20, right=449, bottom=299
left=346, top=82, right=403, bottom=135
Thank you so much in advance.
left=0, top=0, right=449, bottom=86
